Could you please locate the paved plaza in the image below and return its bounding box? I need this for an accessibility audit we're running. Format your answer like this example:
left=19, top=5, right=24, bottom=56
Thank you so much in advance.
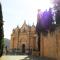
left=0, top=55, right=57, bottom=60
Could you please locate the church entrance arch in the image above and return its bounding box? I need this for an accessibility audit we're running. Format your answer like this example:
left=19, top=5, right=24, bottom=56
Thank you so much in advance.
left=22, top=44, right=25, bottom=53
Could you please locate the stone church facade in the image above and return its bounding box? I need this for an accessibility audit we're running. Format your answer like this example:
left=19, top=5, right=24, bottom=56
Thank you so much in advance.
left=10, top=21, right=38, bottom=54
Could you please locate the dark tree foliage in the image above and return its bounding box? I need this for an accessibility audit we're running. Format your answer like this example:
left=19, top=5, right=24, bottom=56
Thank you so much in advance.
left=53, top=0, right=60, bottom=27
left=36, top=8, right=54, bottom=55
left=36, top=10, right=41, bottom=54
left=48, top=8, right=56, bottom=32
left=36, top=8, right=54, bottom=35
left=0, top=3, right=4, bottom=57
left=56, top=10, right=60, bottom=26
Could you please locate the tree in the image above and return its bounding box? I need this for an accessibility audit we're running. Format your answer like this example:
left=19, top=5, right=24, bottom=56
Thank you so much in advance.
left=0, top=3, right=4, bottom=57
left=55, top=10, right=60, bottom=26
left=36, top=9, right=41, bottom=55
left=36, top=8, right=54, bottom=55
left=53, top=0, right=60, bottom=26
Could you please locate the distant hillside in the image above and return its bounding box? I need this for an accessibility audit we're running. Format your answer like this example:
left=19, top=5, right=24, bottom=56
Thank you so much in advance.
left=4, top=38, right=10, bottom=48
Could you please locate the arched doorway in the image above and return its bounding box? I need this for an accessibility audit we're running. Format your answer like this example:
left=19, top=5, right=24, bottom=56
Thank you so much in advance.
left=22, top=44, right=25, bottom=53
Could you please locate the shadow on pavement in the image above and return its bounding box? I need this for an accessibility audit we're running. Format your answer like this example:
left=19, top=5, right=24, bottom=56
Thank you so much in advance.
left=21, top=55, right=57, bottom=60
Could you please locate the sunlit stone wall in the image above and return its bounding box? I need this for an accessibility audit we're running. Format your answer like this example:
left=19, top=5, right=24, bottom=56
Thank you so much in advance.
left=40, top=30, right=59, bottom=58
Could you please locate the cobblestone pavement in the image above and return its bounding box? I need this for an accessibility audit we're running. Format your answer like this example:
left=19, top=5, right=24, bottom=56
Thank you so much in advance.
left=0, top=55, right=57, bottom=60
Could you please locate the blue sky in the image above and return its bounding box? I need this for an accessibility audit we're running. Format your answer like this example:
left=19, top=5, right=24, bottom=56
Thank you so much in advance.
left=0, top=0, right=53, bottom=39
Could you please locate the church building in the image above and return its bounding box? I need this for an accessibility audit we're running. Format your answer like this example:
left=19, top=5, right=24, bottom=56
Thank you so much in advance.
left=10, top=21, right=38, bottom=54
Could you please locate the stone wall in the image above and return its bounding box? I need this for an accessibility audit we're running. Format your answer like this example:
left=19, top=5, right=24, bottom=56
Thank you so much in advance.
left=40, top=30, right=60, bottom=59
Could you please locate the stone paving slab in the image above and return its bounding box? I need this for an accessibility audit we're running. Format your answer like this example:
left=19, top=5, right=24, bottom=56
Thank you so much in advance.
left=0, top=55, right=57, bottom=60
